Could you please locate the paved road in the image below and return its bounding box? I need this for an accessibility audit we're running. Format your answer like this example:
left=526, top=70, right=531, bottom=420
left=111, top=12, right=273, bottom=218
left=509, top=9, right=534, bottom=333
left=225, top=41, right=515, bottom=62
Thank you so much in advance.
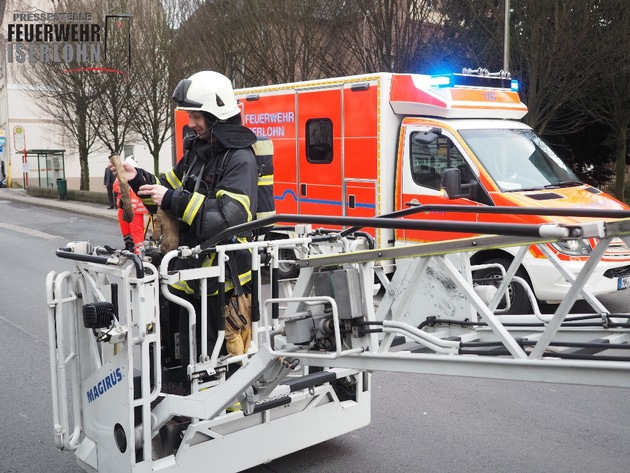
left=0, top=199, right=120, bottom=473
left=1, top=196, right=629, bottom=473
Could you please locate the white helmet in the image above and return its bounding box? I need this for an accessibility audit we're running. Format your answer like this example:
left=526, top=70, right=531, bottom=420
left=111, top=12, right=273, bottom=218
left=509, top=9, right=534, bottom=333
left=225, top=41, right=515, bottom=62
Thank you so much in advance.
left=172, top=71, right=240, bottom=121
left=124, top=155, right=138, bottom=167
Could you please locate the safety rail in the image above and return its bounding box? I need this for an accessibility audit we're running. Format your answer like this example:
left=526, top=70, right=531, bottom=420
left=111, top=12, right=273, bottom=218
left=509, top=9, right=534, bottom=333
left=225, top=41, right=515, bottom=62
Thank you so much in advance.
left=278, top=216, right=630, bottom=370
left=46, top=270, right=81, bottom=451
left=44, top=211, right=630, bottom=473
left=261, top=296, right=366, bottom=359
left=46, top=247, right=160, bottom=463
left=201, top=205, right=630, bottom=249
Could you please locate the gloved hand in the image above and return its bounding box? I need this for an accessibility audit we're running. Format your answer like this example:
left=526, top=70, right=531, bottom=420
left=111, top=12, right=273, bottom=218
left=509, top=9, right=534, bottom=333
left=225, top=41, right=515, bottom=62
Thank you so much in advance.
left=225, top=294, right=252, bottom=356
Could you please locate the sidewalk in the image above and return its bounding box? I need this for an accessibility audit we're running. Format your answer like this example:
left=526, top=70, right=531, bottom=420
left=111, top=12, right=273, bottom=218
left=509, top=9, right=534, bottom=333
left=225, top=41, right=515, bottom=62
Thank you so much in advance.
left=0, top=187, right=119, bottom=222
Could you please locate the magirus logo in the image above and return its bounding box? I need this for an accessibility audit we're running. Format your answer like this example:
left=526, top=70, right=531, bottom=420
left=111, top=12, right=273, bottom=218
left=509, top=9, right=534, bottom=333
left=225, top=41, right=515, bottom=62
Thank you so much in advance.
left=86, top=367, right=123, bottom=404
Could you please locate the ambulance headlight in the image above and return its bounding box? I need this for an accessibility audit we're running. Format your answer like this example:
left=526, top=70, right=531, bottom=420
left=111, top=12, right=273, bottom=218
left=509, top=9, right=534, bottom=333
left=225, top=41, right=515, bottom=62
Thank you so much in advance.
left=550, top=239, right=592, bottom=256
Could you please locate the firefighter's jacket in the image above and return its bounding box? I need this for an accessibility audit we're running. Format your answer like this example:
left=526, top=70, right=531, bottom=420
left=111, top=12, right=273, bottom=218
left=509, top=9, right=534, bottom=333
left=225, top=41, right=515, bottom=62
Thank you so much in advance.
left=128, top=137, right=258, bottom=296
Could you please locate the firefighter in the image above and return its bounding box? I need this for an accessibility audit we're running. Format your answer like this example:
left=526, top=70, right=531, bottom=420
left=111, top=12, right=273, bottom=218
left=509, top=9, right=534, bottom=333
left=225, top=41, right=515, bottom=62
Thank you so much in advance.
left=110, top=71, right=258, bottom=368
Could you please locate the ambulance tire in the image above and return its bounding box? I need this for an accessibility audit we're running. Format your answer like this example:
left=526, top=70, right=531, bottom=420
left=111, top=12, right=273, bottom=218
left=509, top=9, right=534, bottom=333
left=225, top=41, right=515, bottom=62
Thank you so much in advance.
left=473, top=257, right=532, bottom=315
left=278, top=248, right=300, bottom=280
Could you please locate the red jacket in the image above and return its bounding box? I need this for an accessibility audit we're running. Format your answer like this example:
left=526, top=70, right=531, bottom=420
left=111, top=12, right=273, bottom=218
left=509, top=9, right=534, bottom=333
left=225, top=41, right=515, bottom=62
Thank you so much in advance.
left=112, top=179, right=148, bottom=215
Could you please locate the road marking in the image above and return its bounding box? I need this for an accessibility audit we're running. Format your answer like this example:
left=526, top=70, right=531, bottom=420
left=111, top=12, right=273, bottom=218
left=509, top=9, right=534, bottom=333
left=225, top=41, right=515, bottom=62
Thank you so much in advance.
left=0, top=221, right=63, bottom=239
left=0, top=315, right=43, bottom=342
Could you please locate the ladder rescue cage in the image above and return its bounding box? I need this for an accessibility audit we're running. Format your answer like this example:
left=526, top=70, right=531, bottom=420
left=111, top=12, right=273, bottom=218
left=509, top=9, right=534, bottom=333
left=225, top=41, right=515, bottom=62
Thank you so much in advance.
left=46, top=205, right=630, bottom=473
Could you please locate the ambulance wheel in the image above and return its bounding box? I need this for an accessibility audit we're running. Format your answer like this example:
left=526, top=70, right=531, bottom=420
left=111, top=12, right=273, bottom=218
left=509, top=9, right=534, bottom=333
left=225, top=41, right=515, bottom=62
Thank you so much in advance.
left=278, top=248, right=300, bottom=280
left=472, top=257, right=532, bottom=315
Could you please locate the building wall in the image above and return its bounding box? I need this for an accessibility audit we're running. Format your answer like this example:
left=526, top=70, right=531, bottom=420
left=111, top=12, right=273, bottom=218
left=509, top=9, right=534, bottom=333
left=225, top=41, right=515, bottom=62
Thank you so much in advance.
left=0, top=0, right=174, bottom=191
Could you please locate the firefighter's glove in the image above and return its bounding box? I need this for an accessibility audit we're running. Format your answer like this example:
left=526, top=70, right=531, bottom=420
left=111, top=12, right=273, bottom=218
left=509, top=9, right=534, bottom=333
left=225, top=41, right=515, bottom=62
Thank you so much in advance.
left=225, top=294, right=252, bottom=356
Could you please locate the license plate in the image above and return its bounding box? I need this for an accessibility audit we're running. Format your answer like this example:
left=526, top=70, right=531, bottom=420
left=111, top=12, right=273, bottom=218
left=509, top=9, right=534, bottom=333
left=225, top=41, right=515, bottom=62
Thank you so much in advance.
left=618, top=276, right=630, bottom=290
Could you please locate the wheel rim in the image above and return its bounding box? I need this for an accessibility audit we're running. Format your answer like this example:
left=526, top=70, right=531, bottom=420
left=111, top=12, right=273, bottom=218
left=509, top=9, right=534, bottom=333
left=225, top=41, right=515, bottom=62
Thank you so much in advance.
left=278, top=248, right=296, bottom=275
left=482, top=272, right=515, bottom=309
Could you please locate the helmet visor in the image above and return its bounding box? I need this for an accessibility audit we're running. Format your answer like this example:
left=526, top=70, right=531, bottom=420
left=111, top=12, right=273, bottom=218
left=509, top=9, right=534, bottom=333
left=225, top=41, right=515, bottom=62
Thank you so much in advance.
left=172, top=79, right=202, bottom=108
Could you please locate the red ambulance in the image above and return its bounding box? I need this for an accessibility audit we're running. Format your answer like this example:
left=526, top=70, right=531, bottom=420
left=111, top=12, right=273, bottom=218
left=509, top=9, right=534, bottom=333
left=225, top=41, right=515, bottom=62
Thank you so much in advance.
left=174, top=70, right=630, bottom=313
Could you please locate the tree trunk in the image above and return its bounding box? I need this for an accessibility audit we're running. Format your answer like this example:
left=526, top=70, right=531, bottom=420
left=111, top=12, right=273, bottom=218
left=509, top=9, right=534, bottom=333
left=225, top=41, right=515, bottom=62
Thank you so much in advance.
left=80, top=153, right=90, bottom=191
left=614, top=125, right=628, bottom=202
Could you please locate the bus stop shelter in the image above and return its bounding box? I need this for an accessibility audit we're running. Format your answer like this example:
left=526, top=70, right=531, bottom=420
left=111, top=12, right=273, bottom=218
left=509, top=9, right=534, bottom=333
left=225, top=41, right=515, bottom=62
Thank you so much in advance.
left=23, top=149, right=66, bottom=188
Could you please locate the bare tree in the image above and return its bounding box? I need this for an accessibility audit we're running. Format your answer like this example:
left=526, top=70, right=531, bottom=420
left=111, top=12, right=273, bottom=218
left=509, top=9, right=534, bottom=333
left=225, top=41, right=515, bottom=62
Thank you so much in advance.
left=438, top=0, right=504, bottom=71
left=437, top=1, right=601, bottom=135
left=171, top=0, right=357, bottom=86
left=29, top=66, right=102, bottom=190
left=89, top=72, right=136, bottom=154
left=15, top=0, right=138, bottom=189
left=22, top=0, right=103, bottom=190
left=174, top=0, right=451, bottom=84
left=169, top=0, right=240, bottom=81
left=233, top=0, right=351, bottom=84
left=89, top=3, right=136, bottom=155
left=340, top=0, right=448, bottom=74
left=509, top=1, right=602, bottom=135
left=578, top=1, right=630, bottom=201
left=128, top=0, right=177, bottom=174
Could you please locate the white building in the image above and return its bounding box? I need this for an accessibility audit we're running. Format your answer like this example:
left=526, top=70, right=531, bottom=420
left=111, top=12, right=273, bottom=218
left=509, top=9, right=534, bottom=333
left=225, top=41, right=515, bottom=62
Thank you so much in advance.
left=0, top=0, right=173, bottom=191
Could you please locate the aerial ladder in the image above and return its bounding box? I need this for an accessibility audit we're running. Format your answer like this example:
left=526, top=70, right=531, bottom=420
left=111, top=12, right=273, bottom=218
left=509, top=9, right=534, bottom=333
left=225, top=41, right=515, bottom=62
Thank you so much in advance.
left=45, top=207, right=630, bottom=472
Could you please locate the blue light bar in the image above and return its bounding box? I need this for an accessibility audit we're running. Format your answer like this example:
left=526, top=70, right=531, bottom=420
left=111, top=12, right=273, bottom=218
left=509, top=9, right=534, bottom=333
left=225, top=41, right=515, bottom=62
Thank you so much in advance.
left=427, top=75, right=453, bottom=87
left=416, top=73, right=517, bottom=90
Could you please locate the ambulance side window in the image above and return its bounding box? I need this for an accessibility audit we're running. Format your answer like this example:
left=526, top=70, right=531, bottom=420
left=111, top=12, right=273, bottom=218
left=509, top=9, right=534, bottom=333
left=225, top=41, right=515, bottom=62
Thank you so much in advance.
left=410, top=139, right=441, bottom=189
left=434, top=137, right=469, bottom=182
left=411, top=133, right=469, bottom=190
left=306, top=118, right=333, bottom=164
left=410, top=133, right=482, bottom=197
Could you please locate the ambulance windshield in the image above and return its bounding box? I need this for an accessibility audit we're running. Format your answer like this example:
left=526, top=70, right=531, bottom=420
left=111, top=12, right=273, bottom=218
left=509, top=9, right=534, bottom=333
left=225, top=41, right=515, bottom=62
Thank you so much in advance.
left=459, top=128, right=581, bottom=192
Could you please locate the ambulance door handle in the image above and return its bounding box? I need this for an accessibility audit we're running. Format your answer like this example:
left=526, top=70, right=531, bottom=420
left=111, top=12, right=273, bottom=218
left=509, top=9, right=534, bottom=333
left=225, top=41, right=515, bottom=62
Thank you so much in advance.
left=300, top=184, right=307, bottom=196
left=348, top=195, right=356, bottom=209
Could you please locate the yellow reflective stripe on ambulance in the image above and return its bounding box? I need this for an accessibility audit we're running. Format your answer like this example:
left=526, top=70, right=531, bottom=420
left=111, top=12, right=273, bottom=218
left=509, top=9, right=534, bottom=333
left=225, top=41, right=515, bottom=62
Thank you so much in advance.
left=182, top=192, right=205, bottom=225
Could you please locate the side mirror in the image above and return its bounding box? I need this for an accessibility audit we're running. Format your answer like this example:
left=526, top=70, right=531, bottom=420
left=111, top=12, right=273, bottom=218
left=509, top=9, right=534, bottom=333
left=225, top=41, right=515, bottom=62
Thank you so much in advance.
left=414, top=127, right=442, bottom=145
left=441, top=168, right=461, bottom=199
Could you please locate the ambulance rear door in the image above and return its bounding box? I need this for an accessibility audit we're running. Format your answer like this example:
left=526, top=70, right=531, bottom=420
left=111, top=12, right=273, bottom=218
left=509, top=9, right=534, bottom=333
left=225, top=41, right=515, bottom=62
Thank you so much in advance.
left=342, top=80, right=379, bottom=230
left=241, top=92, right=299, bottom=215
left=297, top=86, right=343, bottom=217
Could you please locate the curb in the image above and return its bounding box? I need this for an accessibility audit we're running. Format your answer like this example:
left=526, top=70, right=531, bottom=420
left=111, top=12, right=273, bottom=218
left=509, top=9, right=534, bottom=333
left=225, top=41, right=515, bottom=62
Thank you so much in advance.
left=0, top=188, right=119, bottom=222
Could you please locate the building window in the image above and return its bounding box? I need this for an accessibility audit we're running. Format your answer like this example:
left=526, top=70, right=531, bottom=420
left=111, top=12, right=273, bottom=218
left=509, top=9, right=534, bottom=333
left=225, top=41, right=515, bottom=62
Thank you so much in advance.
left=123, top=144, right=135, bottom=160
